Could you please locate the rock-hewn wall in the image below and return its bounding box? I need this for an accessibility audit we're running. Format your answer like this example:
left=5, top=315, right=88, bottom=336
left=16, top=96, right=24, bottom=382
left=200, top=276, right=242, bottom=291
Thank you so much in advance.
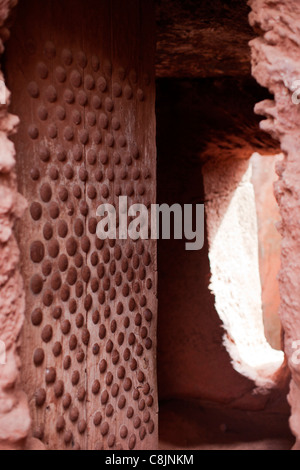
left=249, top=0, right=300, bottom=447
left=0, top=0, right=31, bottom=450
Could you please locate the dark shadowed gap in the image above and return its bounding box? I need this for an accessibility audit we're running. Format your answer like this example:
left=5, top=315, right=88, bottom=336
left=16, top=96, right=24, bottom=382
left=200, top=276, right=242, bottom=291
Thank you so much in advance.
left=156, top=78, right=292, bottom=450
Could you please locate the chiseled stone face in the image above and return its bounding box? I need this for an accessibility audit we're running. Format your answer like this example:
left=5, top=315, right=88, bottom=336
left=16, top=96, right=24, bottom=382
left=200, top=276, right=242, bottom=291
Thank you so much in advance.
left=249, top=0, right=300, bottom=449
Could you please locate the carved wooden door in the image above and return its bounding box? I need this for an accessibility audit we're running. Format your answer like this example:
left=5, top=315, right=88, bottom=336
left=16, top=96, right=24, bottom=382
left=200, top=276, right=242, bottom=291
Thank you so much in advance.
left=5, top=0, right=157, bottom=450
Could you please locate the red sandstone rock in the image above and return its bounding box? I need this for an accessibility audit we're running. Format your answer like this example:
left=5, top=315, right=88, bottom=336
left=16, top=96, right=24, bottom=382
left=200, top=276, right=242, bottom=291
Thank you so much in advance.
left=0, top=0, right=31, bottom=450
left=249, top=0, right=300, bottom=448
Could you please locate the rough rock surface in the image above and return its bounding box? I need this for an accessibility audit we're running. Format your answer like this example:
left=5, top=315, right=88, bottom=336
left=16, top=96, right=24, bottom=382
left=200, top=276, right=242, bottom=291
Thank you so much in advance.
left=249, top=0, right=300, bottom=448
left=156, top=0, right=255, bottom=78
left=251, top=153, right=282, bottom=351
left=0, top=0, right=31, bottom=450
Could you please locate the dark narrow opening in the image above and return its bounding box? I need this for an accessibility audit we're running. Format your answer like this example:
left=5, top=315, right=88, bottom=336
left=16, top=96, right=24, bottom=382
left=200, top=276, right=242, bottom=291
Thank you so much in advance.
left=156, top=76, right=292, bottom=450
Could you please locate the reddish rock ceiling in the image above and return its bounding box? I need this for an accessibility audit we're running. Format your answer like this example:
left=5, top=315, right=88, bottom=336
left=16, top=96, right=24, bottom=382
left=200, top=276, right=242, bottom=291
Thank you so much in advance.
left=156, top=0, right=254, bottom=78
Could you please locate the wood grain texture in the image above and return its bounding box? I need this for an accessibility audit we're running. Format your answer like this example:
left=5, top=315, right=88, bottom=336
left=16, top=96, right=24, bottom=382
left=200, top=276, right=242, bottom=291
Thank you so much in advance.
left=6, top=0, right=157, bottom=450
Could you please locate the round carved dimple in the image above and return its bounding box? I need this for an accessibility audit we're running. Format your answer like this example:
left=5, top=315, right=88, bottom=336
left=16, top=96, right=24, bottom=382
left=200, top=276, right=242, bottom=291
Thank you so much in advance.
left=28, top=124, right=39, bottom=140
left=120, top=425, right=128, bottom=440
left=58, top=220, right=68, bottom=237
left=64, top=431, right=73, bottom=445
left=64, top=89, right=75, bottom=104
left=46, top=201, right=58, bottom=219
left=51, top=272, right=62, bottom=291
left=99, top=113, right=108, bottom=129
left=145, top=338, right=153, bottom=350
left=78, top=91, right=88, bottom=107
left=85, top=75, right=95, bottom=90
left=45, top=367, right=56, bottom=385
left=52, top=306, right=62, bottom=320
left=128, top=333, right=136, bottom=346
left=63, top=356, right=71, bottom=371
left=62, top=393, right=72, bottom=410
left=30, top=274, right=43, bottom=295
left=61, top=319, right=71, bottom=335
left=97, top=77, right=107, bottom=92
left=69, top=407, right=79, bottom=423
left=66, top=237, right=78, bottom=257
left=78, top=420, right=87, bottom=434
left=30, top=241, right=45, bottom=264
left=64, top=164, right=74, bottom=180
left=56, top=146, right=67, bottom=162
left=71, top=371, right=80, bottom=386
left=41, top=324, right=53, bottom=343
left=33, top=348, right=44, bottom=366
left=92, top=380, right=100, bottom=395
left=81, top=236, right=91, bottom=253
left=123, top=348, right=131, bottom=362
left=64, top=126, right=74, bottom=142
left=76, top=349, right=85, bottom=364
left=48, top=239, right=60, bottom=258
left=118, top=395, right=126, bottom=410
left=101, top=390, right=109, bottom=405
left=54, top=380, right=64, bottom=398
left=93, top=412, right=102, bottom=427
left=35, top=388, right=46, bottom=407
left=28, top=81, right=39, bottom=98
left=74, top=219, right=84, bottom=238
left=58, top=254, right=68, bottom=272
left=144, top=309, right=153, bottom=322
left=107, top=435, right=115, bottom=448
left=139, top=427, right=147, bottom=441
left=99, top=359, right=107, bottom=374
left=73, top=185, right=82, bottom=199
left=46, top=85, right=57, bottom=103
left=75, top=313, right=84, bottom=329
left=56, top=106, right=66, bottom=121
left=75, top=281, right=84, bottom=298
left=146, top=397, right=154, bottom=410
left=72, top=110, right=82, bottom=127
left=38, top=105, right=48, bottom=121
left=69, top=335, right=78, bottom=351
left=92, top=310, right=100, bottom=325
left=92, top=95, right=101, bottom=110
left=82, top=327, right=90, bottom=345
left=100, top=422, right=109, bottom=437
left=69, top=299, right=77, bottom=314
left=70, top=70, right=82, bottom=88
left=40, top=183, right=52, bottom=203
left=99, top=324, right=106, bottom=340
left=112, top=350, right=120, bottom=365
left=113, top=82, right=122, bottom=97
left=111, top=384, right=119, bottom=398
left=53, top=342, right=62, bottom=358
left=49, top=167, right=59, bottom=180
left=130, top=358, right=137, bottom=372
